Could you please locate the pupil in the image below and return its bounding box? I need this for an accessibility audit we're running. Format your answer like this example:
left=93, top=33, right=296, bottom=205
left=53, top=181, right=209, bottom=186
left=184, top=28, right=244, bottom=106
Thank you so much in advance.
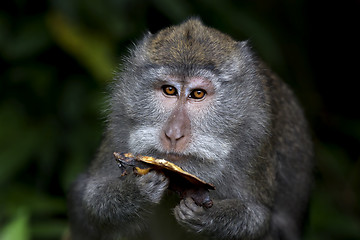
left=167, top=87, right=174, bottom=94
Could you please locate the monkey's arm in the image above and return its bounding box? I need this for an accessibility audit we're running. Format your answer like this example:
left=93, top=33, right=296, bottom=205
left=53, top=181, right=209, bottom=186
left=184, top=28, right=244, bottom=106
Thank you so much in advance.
left=68, top=142, right=169, bottom=240
left=174, top=197, right=270, bottom=239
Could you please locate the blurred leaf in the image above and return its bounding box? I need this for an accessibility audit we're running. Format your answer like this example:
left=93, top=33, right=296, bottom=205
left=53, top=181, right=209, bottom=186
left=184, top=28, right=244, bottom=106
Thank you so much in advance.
left=0, top=13, right=9, bottom=48
left=198, top=0, right=284, bottom=67
left=0, top=104, right=40, bottom=185
left=32, top=220, right=68, bottom=239
left=60, top=118, right=103, bottom=190
left=316, top=142, right=351, bottom=180
left=307, top=188, right=360, bottom=240
left=0, top=184, right=66, bottom=216
left=46, top=11, right=116, bottom=82
left=338, top=117, right=360, bottom=141
left=1, top=17, right=51, bottom=61
left=7, top=63, right=55, bottom=97
left=0, top=208, right=30, bottom=240
left=58, top=79, right=88, bottom=124
left=152, top=0, right=192, bottom=21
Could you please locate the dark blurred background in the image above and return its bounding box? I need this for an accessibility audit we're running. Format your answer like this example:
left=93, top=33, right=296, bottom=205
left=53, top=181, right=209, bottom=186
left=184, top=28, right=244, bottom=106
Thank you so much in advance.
left=0, top=0, right=359, bottom=239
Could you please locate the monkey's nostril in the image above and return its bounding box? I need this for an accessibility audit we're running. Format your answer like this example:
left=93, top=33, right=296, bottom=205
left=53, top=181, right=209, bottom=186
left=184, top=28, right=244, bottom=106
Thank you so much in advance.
left=164, top=129, right=185, bottom=149
left=165, top=130, right=182, bottom=141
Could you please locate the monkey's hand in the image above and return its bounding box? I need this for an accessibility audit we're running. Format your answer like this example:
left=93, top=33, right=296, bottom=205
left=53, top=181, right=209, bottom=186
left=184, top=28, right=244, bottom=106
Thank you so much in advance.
left=135, top=170, right=169, bottom=204
left=81, top=170, right=169, bottom=226
left=174, top=197, right=270, bottom=239
left=69, top=170, right=169, bottom=239
left=174, top=197, right=207, bottom=228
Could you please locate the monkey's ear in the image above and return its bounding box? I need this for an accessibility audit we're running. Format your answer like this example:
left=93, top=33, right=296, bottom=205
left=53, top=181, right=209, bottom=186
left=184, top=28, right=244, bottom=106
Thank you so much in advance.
left=185, top=16, right=203, bottom=24
left=237, top=40, right=256, bottom=61
left=238, top=40, right=252, bottom=51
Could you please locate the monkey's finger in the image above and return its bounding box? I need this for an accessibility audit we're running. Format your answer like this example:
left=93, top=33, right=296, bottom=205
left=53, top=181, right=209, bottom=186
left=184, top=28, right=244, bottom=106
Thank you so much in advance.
left=136, top=171, right=169, bottom=203
left=174, top=204, right=186, bottom=220
left=178, top=199, right=202, bottom=219
left=183, top=197, right=204, bottom=213
left=178, top=200, right=194, bottom=218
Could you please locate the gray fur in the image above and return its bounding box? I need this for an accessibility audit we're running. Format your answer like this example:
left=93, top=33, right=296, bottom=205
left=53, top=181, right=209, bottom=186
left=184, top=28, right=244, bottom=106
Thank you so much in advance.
left=68, top=19, right=313, bottom=240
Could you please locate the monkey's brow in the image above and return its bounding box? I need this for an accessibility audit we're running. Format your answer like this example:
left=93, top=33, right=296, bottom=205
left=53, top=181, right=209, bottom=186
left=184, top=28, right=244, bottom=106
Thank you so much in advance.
left=141, top=63, right=221, bottom=79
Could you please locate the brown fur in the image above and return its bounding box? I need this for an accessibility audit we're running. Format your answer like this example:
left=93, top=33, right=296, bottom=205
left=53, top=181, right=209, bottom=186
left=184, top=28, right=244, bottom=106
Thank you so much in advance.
left=147, top=19, right=237, bottom=69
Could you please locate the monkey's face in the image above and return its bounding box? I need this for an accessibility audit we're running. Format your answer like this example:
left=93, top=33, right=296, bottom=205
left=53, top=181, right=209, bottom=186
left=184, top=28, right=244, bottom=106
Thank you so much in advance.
left=112, top=59, right=270, bottom=173
left=110, top=21, right=271, bottom=177
left=119, top=67, right=234, bottom=166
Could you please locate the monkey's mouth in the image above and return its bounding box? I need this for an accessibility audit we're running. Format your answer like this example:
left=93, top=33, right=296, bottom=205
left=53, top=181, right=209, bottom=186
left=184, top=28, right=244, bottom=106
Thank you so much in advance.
left=138, top=148, right=194, bottom=164
left=163, top=153, right=184, bottom=162
left=148, top=149, right=189, bottom=162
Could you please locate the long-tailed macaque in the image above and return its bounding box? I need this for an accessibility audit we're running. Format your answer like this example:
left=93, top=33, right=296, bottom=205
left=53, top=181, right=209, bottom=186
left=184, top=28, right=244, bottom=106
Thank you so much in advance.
left=68, top=19, right=313, bottom=240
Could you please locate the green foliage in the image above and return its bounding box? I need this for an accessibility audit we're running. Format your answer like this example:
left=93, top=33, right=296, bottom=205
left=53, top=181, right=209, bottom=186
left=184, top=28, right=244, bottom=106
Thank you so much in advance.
left=0, top=209, right=30, bottom=240
left=0, top=0, right=359, bottom=239
left=47, top=11, right=116, bottom=82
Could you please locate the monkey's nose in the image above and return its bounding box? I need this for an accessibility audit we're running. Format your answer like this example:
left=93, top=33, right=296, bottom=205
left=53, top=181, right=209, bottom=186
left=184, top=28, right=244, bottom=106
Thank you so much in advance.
left=161, top=107, right=190, bottom=151
left=164, top=128, right=184, bottom=149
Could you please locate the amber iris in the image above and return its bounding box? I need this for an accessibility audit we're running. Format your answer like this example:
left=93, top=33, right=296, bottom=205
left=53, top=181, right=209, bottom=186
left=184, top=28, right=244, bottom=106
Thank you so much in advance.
left=162, top=85, right=177, bottom=96
left=190, top=89, right=206, bottom=99
left=162, top=85, right=206, bottom=99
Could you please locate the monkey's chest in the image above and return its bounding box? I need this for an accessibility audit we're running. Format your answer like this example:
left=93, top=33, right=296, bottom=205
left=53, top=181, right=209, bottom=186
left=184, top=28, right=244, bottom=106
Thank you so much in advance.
left=130, top=191, right=207, bottom=240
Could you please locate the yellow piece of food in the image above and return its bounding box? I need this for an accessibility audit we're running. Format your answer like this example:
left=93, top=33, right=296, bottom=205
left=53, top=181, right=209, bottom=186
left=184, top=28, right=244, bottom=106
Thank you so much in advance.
left=134, top=167, right=151, bottom=175
left=114, top=152, right=215, bottom=190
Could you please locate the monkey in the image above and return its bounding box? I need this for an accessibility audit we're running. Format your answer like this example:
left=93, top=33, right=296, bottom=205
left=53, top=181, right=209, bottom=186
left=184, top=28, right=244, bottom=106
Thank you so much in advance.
left=67, top=18, right=313, bottom=240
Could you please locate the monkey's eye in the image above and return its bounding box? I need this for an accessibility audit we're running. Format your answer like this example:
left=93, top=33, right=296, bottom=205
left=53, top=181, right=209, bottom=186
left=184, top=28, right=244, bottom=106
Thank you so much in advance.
left=162, top=85, right=178, bottom=96
left=189, top=89, right=206, bottom=99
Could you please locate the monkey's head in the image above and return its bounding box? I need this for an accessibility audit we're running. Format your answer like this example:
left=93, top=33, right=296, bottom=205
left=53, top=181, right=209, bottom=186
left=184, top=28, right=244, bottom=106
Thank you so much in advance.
left=109, top=19, right=270, bottom=178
